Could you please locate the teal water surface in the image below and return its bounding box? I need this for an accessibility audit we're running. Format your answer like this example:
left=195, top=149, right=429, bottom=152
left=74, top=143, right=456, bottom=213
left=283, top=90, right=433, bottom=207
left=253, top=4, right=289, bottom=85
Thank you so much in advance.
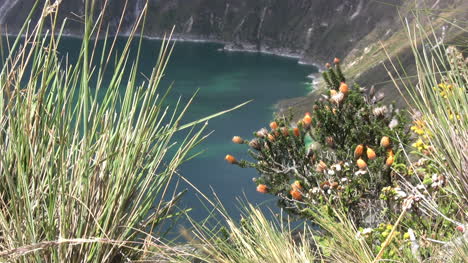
left=6, top=36, right=317, bottom=226
left=161, top=41, right=316, bottom=223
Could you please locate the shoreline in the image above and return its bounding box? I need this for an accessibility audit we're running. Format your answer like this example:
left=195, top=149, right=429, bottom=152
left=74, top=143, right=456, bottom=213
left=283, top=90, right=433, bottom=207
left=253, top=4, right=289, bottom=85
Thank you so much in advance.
left=2, top=31, right=321, bottom=113
left=1, top=31, right=320, bottom=67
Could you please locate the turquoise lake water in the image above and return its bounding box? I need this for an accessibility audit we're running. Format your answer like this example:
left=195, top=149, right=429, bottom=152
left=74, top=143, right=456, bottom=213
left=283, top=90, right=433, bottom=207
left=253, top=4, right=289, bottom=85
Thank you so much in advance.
left=6, top=36, right=317, bottom=227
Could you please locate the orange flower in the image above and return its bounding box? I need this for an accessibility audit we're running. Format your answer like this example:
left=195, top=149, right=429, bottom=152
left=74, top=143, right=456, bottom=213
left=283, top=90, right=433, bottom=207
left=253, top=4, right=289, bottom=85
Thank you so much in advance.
left=339, top=82, right=349, bottom=94
left=225, top=154, right=237, bottom=164
left=354, top=144, right=364, bottom=158
left=333, top=57, right=340, bottom=64
left=267, top=133, right=275, bottom=142
left=232, top=136, right=244, bottom=144
left=386, top=155, right=394, bottom=167
left=381, top=136, right=391, bottom=148
left=290, top=189, right=302, bottom=200
left=367, top=147, right=377, bottom=160
left=291, top=180, right=303, bottom=191
left=303, top=113, right=312, bottom=126
left=293, top=127, right=300, bottom=137
left=330, top=89, right=338, bottom=96
left=387, top=149, right=394, bottom=157
left=256, top=184, right=268, bottom=194
left=357, top=158, right=367, bottom=169
left=270, top=121, right=278, bottom=130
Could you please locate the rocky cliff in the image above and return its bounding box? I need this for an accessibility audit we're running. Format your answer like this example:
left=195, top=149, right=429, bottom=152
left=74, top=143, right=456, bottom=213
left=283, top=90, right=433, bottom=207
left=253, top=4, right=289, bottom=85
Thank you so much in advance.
left=1, top=0, right=467, bottom=112
left=0, top=0, right=411, bottom=63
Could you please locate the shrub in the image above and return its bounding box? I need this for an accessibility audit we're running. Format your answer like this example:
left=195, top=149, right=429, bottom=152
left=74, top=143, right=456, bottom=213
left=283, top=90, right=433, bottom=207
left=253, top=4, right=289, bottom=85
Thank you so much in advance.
left=226, top=55, right=466, bottom=260
left=227, top=59, right=411, bottom=227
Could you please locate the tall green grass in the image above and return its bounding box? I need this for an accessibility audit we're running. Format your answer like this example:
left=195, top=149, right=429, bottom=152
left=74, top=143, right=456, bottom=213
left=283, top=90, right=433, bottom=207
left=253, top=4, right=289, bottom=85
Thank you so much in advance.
left=382, top=10, right=467, bottom=261
left=0, top=1, right=244, bottom=261
left=171, top=197, right=319, bottom=263
left=385, top=9, right=467, bottom=219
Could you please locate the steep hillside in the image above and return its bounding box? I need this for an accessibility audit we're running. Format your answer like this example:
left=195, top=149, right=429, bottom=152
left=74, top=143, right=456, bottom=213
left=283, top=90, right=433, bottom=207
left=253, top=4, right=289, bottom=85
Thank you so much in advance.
left=1, top=0, right=466, bottom=114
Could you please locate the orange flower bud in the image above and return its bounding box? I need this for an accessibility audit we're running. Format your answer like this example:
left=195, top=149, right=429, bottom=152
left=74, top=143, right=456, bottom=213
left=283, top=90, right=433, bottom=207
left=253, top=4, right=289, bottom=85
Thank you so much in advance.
left=267, top=133, right=275, bottom=142
left=292, top=180, right=303, bottom=191
left=386, top=155, right=394, bottom=167
left=281, top=127, right=289, bottom=136
left=333, top=57, right=340, bottom=64
left=354, top=144, right=364, bottom=158
left=339, top=82, right=349, bottom=94
left=256, top=184, right=268, bottom=194
left=232, top=136, right=244, bottom=144
left=381, top=136, right=391, bottom=148
left=303, top=113, right=312, bottom=126
left=225, top=154, right=237, bottom=164
left=357, top=158, right=367, bottom=170
left=367, top=147, right=377, bottom=160
left=290, top=189, right=302, bottom=200
left=270, top=121, right=278, bottom=130
left=293, top=127, right=300, bottom=137
left=325, top=62, right=331, bottom=68
left=387, top=149, right=394, bottom=157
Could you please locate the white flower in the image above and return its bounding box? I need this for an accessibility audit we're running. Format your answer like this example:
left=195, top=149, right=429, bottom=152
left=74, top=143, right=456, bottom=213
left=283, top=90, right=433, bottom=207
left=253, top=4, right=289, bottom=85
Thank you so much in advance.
left=416, top=184, right=425, bottom=190
left=256, top=128, right=268, bottom=138
left=312, top=187, right=320, bottom=194
left=362, top=228, right=373, bottom=235
left=396, top=190, right=407, bottom=199
left=355, top=170, right=367, bottom=176
left=388, top=119, right=398, bottom=129
left=327, top=169, right=335, bottom=176
left=341, top=177, right=348, bottom=183
left=332, top=164, right=342, bottom=171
